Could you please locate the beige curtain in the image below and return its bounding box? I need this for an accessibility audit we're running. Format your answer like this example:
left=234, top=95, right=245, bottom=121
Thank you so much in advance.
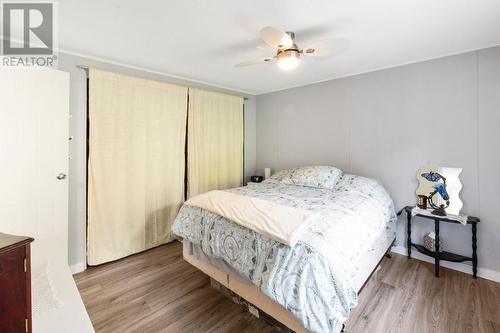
left=187, top=88, right=244, bottom=197
left=87, top=69, right=188, bottom=265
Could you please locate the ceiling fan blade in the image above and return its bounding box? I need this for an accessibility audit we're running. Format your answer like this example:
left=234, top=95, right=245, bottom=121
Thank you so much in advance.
left=260, top=26, right=293, bottom=49
left=234, top=57, right=275, bottom=68
left=301, top=38, right=350, bottom=57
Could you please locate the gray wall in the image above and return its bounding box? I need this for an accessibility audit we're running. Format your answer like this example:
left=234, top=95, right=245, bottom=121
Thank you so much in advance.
left=57, top=53, right=256, bottom=267
left=256, top=46, right=500, bottom=274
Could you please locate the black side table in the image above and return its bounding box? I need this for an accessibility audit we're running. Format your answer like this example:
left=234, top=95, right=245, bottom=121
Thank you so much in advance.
left=398, top=206, right=479, bottom=278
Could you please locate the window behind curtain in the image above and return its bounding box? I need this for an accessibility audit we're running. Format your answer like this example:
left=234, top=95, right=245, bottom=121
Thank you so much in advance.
left=87, top=68, right=188, bottom=265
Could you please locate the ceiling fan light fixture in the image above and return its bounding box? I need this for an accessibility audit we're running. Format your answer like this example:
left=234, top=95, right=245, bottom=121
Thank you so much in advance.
left=277, top=50, right=300, bottom=71
left=235, top=27, right=350, bottom=70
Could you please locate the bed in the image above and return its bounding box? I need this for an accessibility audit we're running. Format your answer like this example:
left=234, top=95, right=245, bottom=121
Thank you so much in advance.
left=173, top=167, right=396, bottom=333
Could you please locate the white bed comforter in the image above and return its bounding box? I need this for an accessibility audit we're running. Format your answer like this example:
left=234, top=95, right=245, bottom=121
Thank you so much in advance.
left=185, top=190, right=318, bottom=246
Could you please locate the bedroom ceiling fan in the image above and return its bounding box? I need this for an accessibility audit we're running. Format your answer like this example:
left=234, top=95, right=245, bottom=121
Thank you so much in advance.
left=235, top=26, right=350, bottom=71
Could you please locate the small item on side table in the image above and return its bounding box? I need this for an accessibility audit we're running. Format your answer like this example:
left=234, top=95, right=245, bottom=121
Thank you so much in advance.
left=417, top=195, right=427, bottom=209
left=264, top=168, right=271, bottom=179
left=423, top=232, right=442, bottom=253
left=0, top=232, right=35, bottom=333
left=250, top=175, right=263, bottom=183
left=400, top=206, right=479, bottom=278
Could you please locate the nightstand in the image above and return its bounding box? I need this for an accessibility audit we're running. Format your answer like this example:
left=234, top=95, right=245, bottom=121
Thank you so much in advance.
left=399, top=206, right=479, bottom=278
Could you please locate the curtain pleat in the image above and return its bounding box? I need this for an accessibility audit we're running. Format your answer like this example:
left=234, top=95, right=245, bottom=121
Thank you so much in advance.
left=87, top=69, right=188, bottom=265
left=187, top=88, right=244, bottom=197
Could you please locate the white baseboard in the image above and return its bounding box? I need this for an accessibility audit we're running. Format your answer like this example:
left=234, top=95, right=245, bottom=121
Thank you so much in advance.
left=391, top=246, right=500, bottom=283
left=70, top=261, right=87, bottom=274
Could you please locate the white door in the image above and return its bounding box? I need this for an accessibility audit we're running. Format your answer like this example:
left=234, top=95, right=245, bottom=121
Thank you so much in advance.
left=0, top=68, right=94, bottom=332
left=0, top=68, right=69, bottom=264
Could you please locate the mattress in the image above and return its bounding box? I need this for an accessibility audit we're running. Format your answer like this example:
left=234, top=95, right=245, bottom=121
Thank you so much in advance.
left=186, top=240, right=252, bottom=283
left=350, top=221, right=395, bottom=291
left=184, top=218, right=395, bottom=293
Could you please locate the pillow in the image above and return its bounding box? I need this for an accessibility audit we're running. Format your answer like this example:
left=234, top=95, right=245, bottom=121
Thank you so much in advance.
left=335, top=174, right=379, bottom=193
left=267, top=169, right=291, bottom=181
left=281, top=166, right=343, bottom=190
left=335, top=174, right=394, bottom=210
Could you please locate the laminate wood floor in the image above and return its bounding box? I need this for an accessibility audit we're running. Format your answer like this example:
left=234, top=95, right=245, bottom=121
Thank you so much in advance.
left=74, top=241, right=500, bottom=333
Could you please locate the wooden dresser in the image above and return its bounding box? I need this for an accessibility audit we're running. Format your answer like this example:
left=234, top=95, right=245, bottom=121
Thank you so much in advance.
left=0, top=233, right=34, bottom=333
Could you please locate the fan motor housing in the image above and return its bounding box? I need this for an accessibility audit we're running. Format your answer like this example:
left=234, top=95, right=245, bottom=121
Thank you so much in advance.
left=277, top=49, right=301, bottom=60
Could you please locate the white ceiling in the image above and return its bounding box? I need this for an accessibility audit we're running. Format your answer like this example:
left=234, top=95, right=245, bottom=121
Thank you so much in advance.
left=59, top=0, right=500, bottom=95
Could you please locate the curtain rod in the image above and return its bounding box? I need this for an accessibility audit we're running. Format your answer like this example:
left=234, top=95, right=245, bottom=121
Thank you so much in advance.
left=76, top=65, right=249, bottom=100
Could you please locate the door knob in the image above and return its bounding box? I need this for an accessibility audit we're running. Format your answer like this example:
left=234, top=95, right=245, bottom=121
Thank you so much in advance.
left=57, top=173, right=67, bottom=180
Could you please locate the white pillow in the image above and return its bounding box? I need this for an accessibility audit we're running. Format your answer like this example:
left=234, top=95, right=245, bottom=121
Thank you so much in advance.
left=281, top=166, right=343, bottom=190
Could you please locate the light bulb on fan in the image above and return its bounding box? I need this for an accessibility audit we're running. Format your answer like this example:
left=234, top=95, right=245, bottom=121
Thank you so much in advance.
left=277, top=50, right=300, bottom=71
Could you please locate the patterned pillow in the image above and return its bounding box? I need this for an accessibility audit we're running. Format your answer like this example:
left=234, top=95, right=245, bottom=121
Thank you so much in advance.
left=268, top=169, right=291, bottom=181
left=281, top=166, right=343, bottom=190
